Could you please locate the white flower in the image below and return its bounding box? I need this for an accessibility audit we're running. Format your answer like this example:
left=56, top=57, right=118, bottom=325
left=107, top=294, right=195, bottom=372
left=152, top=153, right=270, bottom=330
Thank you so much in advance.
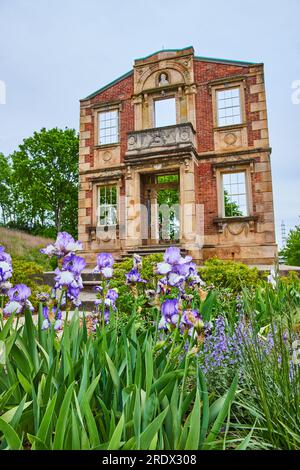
left=42, top=319, right=50, bottom=330
left=168, top=272, right=185, bottom=287
left=65, top=241, right=83, bottom=253
left=101, top=267, right=113, bottom=279
left=3, top=301, right=22, bottom=315
left=267, top=269, right=277, bottom=288
left=156, top=262, right=172, bottom=275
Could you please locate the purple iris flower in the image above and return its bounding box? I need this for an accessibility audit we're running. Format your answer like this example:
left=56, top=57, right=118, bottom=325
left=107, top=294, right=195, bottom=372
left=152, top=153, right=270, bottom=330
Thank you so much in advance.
left=96, top=253, right=114, bottom=269
left=156, top=262, right=172, bottom=275
left=8, top=284, right=31, bottom=302
left=41, top=232, right=83, bottom=258
left=161, top=298, right=179, bottom=319
left=0, top=246, right=12, bottom=264
left=4, top=283, right=34, bottom=316
left=54, top=310, right=63, bottom=330
left=126, top=268, right=146, bottom=284
left=181, top=309, right=201, bottom=328
left=0, top=260, right=13, bottom=283
left=163, top=247, right=182, bottom=265
left=54, top=268, right=77, bottom=287
left=62, top=253, right=86, bottom=274
left=106, top=289, right=118, bottom=302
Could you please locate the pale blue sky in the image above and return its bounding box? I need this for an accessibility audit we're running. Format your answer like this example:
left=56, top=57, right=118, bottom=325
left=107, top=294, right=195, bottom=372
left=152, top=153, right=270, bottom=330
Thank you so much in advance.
left=0, top=0, right=299, bottom=246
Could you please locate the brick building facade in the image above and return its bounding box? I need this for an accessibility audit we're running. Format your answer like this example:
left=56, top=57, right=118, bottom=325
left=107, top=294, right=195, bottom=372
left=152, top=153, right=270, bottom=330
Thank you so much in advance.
left=79, top=47, right=277, bottom=265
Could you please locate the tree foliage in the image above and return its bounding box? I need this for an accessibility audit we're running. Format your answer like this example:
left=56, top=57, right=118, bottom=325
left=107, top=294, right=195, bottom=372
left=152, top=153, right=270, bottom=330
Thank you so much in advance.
left=0, top=153, right=11, bottom=224
left=0, top=128, right=79, bottom=237
left=281, top=224, right=300, bottom=266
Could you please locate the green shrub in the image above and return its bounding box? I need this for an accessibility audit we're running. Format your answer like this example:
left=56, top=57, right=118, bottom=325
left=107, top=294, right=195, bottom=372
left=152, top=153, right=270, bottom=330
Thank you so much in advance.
left=200, top=257, right=262, bottom=294
left=110, top=254, right=163, bottom=314
left=11, top=259, right=51, bottom=309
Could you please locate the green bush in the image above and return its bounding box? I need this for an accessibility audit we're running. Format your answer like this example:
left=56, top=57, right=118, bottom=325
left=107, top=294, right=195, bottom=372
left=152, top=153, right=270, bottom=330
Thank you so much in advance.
left=110, top=254, right=163, bottom=314
left=200, top=258, right=262, bottom=294
left=11, top=259, right=51, bottom=309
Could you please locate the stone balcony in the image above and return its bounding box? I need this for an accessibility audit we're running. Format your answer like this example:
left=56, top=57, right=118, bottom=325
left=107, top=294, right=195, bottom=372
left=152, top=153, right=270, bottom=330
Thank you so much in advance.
left=125, top=122, right=197, bottom=160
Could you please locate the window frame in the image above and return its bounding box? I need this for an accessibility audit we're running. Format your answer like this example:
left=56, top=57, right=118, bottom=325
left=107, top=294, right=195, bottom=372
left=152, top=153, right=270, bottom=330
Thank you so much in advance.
left=212, top=82, right=246, bottom=129
left=216, top=165, right=253, bottom=219
left=221, top=170, right=248, bottom=218
left=153, top=96, right=177, bottom=128
left=97, top=108, right=120, bottom=146
left=97, top=184, right=118, bottom=227
left=216, top=87, right=242, bottom=128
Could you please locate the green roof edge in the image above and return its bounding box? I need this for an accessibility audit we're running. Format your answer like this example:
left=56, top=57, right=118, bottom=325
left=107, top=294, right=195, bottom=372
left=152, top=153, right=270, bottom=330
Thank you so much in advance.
left=195, top=55, right=259, bottom=66
left=81, top=70, right=133, bottom=101
left=82, top=49, right=260, bottom=100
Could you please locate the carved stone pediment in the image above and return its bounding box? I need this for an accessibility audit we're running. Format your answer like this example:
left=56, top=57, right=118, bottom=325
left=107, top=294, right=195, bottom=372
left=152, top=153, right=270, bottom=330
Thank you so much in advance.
left=126, top=123, right=196, bottom=155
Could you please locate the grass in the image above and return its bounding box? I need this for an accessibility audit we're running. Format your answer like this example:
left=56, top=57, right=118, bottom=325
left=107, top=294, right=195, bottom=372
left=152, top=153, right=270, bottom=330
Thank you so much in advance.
left=0, top=227, right=53, bottom=270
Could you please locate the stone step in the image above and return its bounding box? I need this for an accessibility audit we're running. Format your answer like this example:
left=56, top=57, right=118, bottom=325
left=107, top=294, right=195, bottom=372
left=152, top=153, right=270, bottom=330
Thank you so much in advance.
left=124, top=244, right=186, bottom=258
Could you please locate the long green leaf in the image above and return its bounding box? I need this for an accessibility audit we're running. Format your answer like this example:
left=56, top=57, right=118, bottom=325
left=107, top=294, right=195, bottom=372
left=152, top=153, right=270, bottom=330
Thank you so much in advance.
left=107, top=413, right=124, bottom=450
left=0, top=417, right=22, bottom=449
left=52, top=382, right=74, bottom=449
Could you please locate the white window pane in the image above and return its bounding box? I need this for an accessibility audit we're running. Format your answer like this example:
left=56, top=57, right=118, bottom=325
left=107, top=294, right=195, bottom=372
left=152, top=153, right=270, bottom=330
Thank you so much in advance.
left=99, top=110, right=119, bottom=144
left=217, top=87, right=241, bottom=127
left=231, top=88, right=240, bottom=98
left=233, top=115, right=241, bottom=124
left=223, top=171, right=248, bottom=217
left=155, top=98, right=176, bottom=127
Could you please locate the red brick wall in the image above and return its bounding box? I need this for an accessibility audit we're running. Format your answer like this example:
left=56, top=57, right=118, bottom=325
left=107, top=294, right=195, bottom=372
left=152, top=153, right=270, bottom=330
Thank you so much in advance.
left=193, top=60, right=263, bottom=235
left=193, top=60, right=256, bottom=152
left=83, top=73, right=134, bottom=165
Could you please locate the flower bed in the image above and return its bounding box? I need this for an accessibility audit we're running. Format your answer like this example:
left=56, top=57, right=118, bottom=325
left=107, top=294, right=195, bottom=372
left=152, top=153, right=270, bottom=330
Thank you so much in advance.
left=0, top=233, right=300, bottom=450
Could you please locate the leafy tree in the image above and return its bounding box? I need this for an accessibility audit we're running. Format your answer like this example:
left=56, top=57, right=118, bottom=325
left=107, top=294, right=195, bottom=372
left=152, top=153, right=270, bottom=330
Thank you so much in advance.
left=224, top=190, right=243, bottom=217
left=0, top=153, right=12, bottom=224
left=10, top=128, right=79, bottom=237
left=281, top=224, right=300, bottom=266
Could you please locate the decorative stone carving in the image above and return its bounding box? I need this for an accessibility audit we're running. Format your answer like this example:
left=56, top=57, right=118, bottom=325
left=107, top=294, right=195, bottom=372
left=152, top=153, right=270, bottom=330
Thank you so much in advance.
left=214, top=126, right=248, bottom=151
left=215, top=218, right=257, bottom=236
left=126, top=123, right=196, bottom=154
left=158, top=72, right=169, bottom=86
left=103, top=151, right=112, bottom=162
left=224, top=222, right=249, bottom=237
left=224, top=132, right=238, bottom=146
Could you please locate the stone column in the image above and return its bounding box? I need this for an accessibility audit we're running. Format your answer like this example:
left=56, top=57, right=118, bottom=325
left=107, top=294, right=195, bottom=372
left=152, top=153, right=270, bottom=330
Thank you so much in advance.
left=180, top=157, right=203, bottom=261
left=125, top=168, right=142, bottom=249
left=150, top=189, right=159, bottom=243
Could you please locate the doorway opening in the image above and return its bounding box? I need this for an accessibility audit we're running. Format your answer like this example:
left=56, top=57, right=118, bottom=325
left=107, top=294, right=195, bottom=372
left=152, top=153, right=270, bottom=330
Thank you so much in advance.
left=141, top=172, right=180, bottom=245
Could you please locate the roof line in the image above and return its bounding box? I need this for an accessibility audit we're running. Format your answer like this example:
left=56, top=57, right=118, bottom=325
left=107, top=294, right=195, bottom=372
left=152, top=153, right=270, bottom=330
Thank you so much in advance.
left=134, top=46, right=194, bottom=62
left=81, top=51, right=260, bottom=101
left=195, top=55, right=259, bottom=66
left=81, top=70, right=133, bottom=101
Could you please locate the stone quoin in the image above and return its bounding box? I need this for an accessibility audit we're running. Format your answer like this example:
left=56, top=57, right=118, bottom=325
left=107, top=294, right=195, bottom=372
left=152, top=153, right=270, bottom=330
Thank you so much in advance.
left=78, top=46, right=277, bottom=266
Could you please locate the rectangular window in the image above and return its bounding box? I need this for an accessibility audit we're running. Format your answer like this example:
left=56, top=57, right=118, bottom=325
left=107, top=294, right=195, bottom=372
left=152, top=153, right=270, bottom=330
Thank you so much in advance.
left=216, top=87, right=241, bottom=127
left=222, top=172, right=248, bottom=217
left=98, top=110, right=119, bottom=145
left=98, top=186, right=117, bottom=226
left=154, top=97, right=176, bottom=128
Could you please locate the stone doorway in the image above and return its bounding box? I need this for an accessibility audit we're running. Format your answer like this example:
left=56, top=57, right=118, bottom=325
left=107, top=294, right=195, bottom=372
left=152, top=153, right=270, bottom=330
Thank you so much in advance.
left=141, top=173, right=180, bottom=245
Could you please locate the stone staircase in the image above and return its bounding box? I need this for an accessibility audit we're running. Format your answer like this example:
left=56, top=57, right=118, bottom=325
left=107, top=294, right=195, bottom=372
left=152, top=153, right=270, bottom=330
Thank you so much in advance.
left=122, top=244, right=187, bottom=258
